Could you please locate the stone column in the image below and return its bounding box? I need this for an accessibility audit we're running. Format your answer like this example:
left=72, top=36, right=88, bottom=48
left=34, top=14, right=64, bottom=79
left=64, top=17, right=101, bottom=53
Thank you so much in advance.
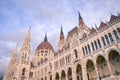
left=72, top=66, right=77, bottom=80
left=81, top=63, right=88, bottom=80
left=66, top=72, right=68, bottom=80
left=106, top=59, right=113, bottom=76
left=94, top=62, right=100, bottom=80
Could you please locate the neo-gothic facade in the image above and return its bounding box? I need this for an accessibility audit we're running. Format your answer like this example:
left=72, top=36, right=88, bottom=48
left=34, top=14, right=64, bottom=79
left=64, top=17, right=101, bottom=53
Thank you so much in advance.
left=4, top=12, right=120, bottom=80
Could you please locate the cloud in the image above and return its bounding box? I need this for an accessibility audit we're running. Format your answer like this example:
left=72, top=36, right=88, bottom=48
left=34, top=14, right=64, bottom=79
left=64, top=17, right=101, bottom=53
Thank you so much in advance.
left=0, top=0, right=120, bottom=77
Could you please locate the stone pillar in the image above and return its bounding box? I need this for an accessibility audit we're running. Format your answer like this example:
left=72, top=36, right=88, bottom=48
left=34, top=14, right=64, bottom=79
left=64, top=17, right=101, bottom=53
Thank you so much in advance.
left=66, top=72, right=68, bottom=80
left=106, top=59, right=113, bottom=76
left=94, top=62, right=100, bottom=80
left=72, top=66, right=77, bottom=80
left=81, top=63, right=88, bottom=80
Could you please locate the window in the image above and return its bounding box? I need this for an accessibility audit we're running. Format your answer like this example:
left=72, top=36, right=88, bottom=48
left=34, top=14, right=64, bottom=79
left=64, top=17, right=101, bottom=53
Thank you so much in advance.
left=22, top=68, right=26, bottom=76
left=105, top=35, right=110, bottom=44
left=87, top=45, right=91, bottom=53
left=117, top=28, right=120, bottom=34
left=113, top=30, right=119, bottom=40
left=91, top=42, right=95, bottom=51
left=108, top=33, right=114, bottom=42
left=102, top=37, right=106, bottom=46
left=82, top=47, right=85, bottom=55
left=74, top=49, right=78, bottom=58
left=85, top=46, right=88, bottom=54
left=94, top=41, right=98, bottom=50
left=97, top=39, right=101, bottom=48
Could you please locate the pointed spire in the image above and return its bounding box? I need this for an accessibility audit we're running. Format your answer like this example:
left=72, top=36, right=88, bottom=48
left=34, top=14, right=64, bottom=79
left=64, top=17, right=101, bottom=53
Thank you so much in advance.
left=78, top=11, right=86, bottom=27
left=60, top=25, right=63, bottom=34
left=59, top=26, right=65, bottom=40
left=78, top=11, right=82, bottom=20
left=8, top=44, right=18, bottom=67
left=44, top=33, right=48, bottom=42
left=22, top=27, right=31, bottom=50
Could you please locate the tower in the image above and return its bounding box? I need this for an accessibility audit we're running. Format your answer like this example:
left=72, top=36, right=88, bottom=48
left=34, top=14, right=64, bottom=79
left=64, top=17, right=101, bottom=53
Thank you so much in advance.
left=78, top=11, right=90, bottom=38
left=58, top=26, right=65, bottom=49
left=17, top=27, right=31, bottom=80
left=3, top=45, right=18, bottom=80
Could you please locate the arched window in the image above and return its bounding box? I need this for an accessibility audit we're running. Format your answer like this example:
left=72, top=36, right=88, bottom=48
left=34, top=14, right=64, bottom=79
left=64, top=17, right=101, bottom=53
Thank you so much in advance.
left=91, top=42, right=95, bottom=51
left=97, top=39, right=101, bottom=48
left=117, top=28, right=120, bottom=35
left=85, top=46, right=88, bottom=54
left=108, top=33, right=114, bottom=42
left=105, top=35, right=110, bottom=44
left=74, top=49, right=78, bottom=58
left=87, top=44, right=91, bottom=53
left=113, top=30, right=119, bottom=40
left=102, top=37, right=106, bottom=46
left=82, top=47, right=85, bottom=55
left=22, top=68, right=26, bottom=76
left=94, top=41, right=98, bottom=50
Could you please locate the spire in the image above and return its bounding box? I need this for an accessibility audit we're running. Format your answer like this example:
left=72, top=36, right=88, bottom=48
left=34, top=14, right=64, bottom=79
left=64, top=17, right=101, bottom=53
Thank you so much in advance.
left=44, top=33, right=48, bottom=42
left=78, top=11, right=82, bottom=20
left=18, top=27, right=31, bottom=63
left=60, top=26, right=65, bottom=40
left=8, top=44, right=18, bottom=68
left=78, top=11, right=85, bottom=27
left=21, top=27, right=31, bottom=51
left=60, top=25, right=63, bottom=34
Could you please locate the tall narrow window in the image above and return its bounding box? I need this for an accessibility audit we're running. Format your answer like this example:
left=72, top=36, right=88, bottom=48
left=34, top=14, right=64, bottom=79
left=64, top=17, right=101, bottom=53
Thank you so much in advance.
left=91, top=42, right=95, bottom=51
left=97, top=39, right=101, bottom=48
left=105, top=35, right=110, bottom=44
left=85, top=46, right=88, bottom=54
left=22, top=68, right=26, bottom=76
left=108, top=33, right=114, bottom=42
left=82, top=47, right=85, bottom=55
left=94, top=41, right=98, bottom=50
left=74, top=49, right=78, bottom=58
left=102, top=37, right=106, bottom=46
left=113, top=30, right=119, bottom=40
left=117, top=28, right=120, bottom=35
left=87, top=44, right=91, bottom=53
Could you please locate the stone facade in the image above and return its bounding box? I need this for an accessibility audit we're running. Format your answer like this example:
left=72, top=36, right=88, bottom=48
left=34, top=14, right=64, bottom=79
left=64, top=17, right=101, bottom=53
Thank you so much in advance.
left=4, top=12, right=120, bottom=80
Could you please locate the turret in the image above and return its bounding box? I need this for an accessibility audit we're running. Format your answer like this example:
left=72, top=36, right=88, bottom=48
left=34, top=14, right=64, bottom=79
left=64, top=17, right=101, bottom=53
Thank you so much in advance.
left=58, top=26, right=65, bottom=49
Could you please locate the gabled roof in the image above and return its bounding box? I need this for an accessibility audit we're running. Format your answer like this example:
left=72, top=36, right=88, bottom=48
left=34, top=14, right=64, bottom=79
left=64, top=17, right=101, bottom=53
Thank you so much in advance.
left=109, top=14, right=117, bottom=22
left=99, top=21, right=106, bottom=27
left=66, top=27, right=78, bottom=40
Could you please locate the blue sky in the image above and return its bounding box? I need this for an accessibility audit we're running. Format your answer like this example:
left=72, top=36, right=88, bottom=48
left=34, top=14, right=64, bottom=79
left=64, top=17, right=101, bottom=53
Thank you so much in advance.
left=0, top=0, right=120, bottom=77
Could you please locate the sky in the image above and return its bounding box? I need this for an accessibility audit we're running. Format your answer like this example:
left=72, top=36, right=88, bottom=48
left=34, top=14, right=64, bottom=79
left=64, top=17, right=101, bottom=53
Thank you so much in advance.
left=0, top=0, right=120, bottom=77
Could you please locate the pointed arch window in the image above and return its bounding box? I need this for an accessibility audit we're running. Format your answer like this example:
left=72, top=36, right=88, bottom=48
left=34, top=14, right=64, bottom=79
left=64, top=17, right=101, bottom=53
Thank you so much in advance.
left=22, top=68, right=26, bottom=76
left=87, top=44, right=91, bottom=53
left=91, top=42, right=95, bottom=51
left=82, top=47, right=85, bottom=55
left=108, top=33, right=114, bottom=42
left=117, top=28, right=120, bottom=35
left=105, top=35, right=110, bottom=44
left=74, top=49, right=78, bottom=58
left=113, top=30, right=119, bottom=40
left=85, top=46, right=88, bottom=54
left=97, top=39, right=101, bottom=48
left=102, top=37, right=106, bottom=46
left=94, top=41, right=98, bottom=50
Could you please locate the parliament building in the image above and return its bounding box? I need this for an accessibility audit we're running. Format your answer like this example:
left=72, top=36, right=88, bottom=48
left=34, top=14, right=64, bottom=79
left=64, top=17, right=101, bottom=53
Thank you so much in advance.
left=4, top=12, right=120, bottom=80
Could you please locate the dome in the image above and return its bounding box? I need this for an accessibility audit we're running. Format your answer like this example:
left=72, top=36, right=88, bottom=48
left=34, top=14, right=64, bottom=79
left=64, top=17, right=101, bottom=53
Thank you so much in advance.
left=36, top=33, right=53, bottom=51
left=36, top=41, right=53, bottom=51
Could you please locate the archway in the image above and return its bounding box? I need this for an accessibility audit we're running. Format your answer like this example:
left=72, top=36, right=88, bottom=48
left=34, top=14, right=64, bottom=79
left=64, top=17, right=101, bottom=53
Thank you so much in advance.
left=67, top=68, right=72, bottom=80
left=96, top=55, right=109, bottom=79
left=108, top=50, right=120, bottom=75
left=76, top=64, right=82, bottom=80
left=61, top=70, right=66, bottom=80
left=86, top=60, right=97, bottom=80
left=55, top=72, right=59, bottom=80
